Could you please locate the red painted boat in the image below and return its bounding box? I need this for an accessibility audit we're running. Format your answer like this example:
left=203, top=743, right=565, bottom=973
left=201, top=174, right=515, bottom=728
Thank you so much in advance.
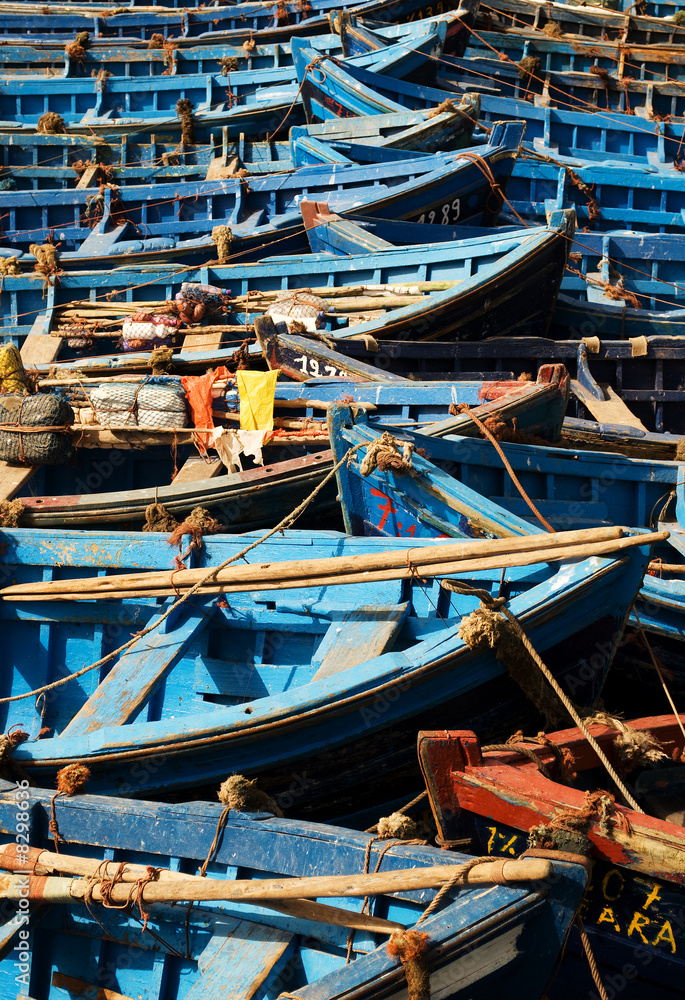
left=418, top=716, right=685, bottom=999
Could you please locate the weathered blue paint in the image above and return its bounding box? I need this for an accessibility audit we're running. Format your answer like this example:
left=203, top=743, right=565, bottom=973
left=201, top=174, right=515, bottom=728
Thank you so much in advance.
left=0, top=127, right=512, bottom=269
left=0, top=781, right=590, bottom=1000
left=327, top=405, right=685, bottom=646
left=0, top=526, right=652, bottom=796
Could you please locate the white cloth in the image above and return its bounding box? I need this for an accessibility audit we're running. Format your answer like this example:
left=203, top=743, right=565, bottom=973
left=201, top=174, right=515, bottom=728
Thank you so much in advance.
left=211, top=427, right=267, bottom=472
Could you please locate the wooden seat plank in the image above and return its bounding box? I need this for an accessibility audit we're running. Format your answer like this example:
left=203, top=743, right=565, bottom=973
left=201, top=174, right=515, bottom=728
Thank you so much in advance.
left=571, top=379, right=647, bottom=430
left=312, top=603, right=409, bottom=680
left=186, top=920, right=294, bottom=1000
left=0, top=461, right=37, bottom=502
left=173, top=455, right=224, bottom=483
left=60, top=600, right=212, bottom=737
left=20, top=316, right=61, bottom=366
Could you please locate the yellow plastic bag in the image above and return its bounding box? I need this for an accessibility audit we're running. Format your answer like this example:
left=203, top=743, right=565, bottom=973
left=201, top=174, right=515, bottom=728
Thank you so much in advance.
left=237, top=370, right=279, bottom=431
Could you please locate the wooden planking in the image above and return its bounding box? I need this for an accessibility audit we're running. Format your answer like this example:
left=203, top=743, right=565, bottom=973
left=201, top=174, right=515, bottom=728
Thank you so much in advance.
left=60, top=600, right=212, bottom=737
left=0, top=460, right=37, bottom=502
left=182, top=329, right=227, bottom=352
left=173, top=455, right=224, bottom=483
left=312, top=603, right=409, bottom=680
left=186, top=920, right=295, bottom=1000
left=571, top=380, right=648, bottom=430
left=20, top=315, right=61, bottom=366
left=51, top=972, right=134, bottom=1000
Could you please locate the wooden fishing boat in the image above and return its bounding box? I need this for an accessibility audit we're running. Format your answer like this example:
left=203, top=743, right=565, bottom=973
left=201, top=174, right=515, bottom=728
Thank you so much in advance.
left=274, top=331, right=685, bottom=435
left=9, top=371, right=569, bottom=527
left=0, top=22, right=446, bottom=135
left=299, top=204, right=685, bottom=346
left=0, top=0, right=479, bottom=48
left=0, top=130, right=510, bottom=269
left=418, top=717, right=685, bottom=1000
left=0, top=14, right=453, bottom=78
left=0, top=525, right=657, bottom=797
left=446, top=27, right=685, bottom=120
left=290, top=33, right=685, bottom=170
left=0, top=781, right=592, bottom=1000
left=506, top=152, right=685, bottom=233
left=326, top=405, right=685, bottom=653
left=0, top=183, right=565, bottom=358
left=480, top=0, right=685, bottom=46
left=0, top=101, right=479, bottom=193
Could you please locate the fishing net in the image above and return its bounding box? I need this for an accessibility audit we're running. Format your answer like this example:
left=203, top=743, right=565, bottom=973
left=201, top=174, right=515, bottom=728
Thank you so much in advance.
left=0, top=393, right=74, bottom=465
left=90, top=381, right=188, bottom=430
left=266, top=292, right=330, bottom=332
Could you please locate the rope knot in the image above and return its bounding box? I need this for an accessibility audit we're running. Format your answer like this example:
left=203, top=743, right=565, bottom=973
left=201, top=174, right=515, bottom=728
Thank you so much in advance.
left=359, top=432, right=415, bottom=478
left=387, top=930, right=430, bottom=1000
left=376, top=811, right=419, bottom=840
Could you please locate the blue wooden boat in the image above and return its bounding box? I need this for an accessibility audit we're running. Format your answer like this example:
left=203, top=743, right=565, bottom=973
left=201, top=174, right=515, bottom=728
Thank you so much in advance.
left=475, top=93, right=685, bottom=171
left=296, top=207, right=685, bottom=349
left=0, top=101, right=480, bottom=193
left=506, top=153, right=685, bottom=234
left=418, top=717, right=685, bottom=1000
left=11, top=371, right=569, bottom=526
left=0, top=128, right=508, bottom=269
left=0, top=22, right=446, bottom=136
left=445, top=28, right=685, bottom=120
left=480, top=0, right=685, bottom=46
left=290, top=36, right=685, bottom=168
left=0, top=782, right=592, bottom=1000
left=0, top=0, right=479, bottom=47
left=0, top=187, right=567, bottom=355
left=0, top=525, right=655, bottom=794
left=326, top=405, right=684, bottom=647
left=0, top=13, right=452, bottom=77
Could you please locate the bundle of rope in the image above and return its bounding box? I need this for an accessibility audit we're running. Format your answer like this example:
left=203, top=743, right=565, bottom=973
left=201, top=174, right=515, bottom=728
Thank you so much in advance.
left=36, top=113, right=67, bottom=135
left=359, top=431, right=415, bottom=477
left=211, top=224, right=233, bottom=263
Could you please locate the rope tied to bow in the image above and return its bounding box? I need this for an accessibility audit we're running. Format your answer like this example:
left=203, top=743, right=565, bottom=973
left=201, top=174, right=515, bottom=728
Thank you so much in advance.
left=426, top=98, right=458, bottom=119
left=442, top=578, right=644, bottom=811
left=528, top=789, right=630, bottom=855
left=30, top=244, right=60, bottom=277
left=359, top=431, right=415, bottom=477
left=584, top=712, right=667, bottom=775
left=0, top=257, right=20, bottom=276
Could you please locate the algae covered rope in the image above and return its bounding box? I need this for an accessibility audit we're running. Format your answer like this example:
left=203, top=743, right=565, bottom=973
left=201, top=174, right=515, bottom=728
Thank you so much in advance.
left=440, top=578, right=644, bottom=812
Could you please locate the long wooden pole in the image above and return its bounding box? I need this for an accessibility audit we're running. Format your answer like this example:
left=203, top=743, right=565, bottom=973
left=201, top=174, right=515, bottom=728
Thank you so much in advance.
left=1, top=531, right=666, bottom=602
left=0, top=859, right=553, bottom=905
left=0, top=846, right=401, bottom=934
left=0, top=527, right=628, bottom=598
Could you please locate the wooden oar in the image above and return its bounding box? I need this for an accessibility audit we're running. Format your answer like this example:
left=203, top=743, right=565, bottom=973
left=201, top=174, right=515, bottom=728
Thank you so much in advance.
left=0, top=530, right=666, bottom=602
left=0, top=859, right=553, bottom=906
left=0, top=845, right=400, bottom=934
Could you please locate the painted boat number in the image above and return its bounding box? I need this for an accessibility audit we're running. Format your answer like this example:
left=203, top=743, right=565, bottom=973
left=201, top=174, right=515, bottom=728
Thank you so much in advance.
left=417, top=198, right=461, bottom=225
left=293, top=354, right=348, bottom=378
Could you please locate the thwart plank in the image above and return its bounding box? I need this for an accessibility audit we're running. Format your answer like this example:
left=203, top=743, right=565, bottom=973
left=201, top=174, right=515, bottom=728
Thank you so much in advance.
left=172, top=455, right=224, bottom=483
left=60, top=600, right=212, bottom=736
left=571, top=379, right=647, bottom=431
left=20, top=316, right=62, bottom=366
left=186, top=920, right=295, bottom=1000
left=312, top=603, right=409, bottom=680
left=0, top=461, right=37, bottom=502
